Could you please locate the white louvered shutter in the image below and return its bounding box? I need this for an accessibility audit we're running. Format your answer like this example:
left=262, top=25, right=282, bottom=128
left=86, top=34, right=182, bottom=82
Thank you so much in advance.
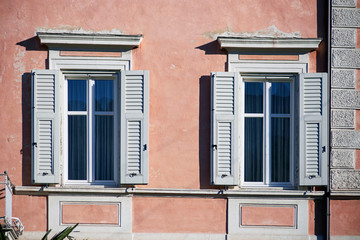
left=31, top=69, right=60, bottom=184
left=299, top=73, right=328, bottom=186
left=211, top=72, right=239, bottom=185
left=120, top=70, right=149, bottom=184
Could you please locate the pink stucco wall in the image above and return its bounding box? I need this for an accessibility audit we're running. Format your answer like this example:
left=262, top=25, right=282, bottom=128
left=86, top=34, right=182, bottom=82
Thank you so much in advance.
left=132, top=197, right=226, bottom=233
left=330, top=200, right=360, bottom=236
left=0, top=0, right=322, bottom=232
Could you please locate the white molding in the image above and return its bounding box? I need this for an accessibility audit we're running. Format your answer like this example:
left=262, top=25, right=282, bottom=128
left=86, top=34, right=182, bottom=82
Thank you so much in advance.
left=217, top=37, right=322, bottom=50
left=48, top=195, right=131, bottom=233
left=228, top=198, right=309, bottom=236
left=330, top=237, right=360, bottom=240
left=133, top=233, right=226, bottom=240
left=14, top=186, right=325, bottom=197
left=48, top=49, right=131, bottom=71
left=37, top=31, right=142, bottom=48
left=330, top=191, right=360, bottom=197
left=227, top=234, right=321, bottom=240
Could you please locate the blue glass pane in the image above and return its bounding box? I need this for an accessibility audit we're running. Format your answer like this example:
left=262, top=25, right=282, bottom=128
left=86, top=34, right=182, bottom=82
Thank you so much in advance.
left=95, top=80, right=114, bottom=112
left=95, top=115, right=114, bottom=181
left=244, top=117, right=263, bottom=182
left=245, top=82, right=263, bottom=113
left=271, top=118, right=290, bottom=182
left=68, top=80, right=86, bottom=111
left=271, top=82, right=290, bottom=114
left=68, top=115, right=87, bottom=180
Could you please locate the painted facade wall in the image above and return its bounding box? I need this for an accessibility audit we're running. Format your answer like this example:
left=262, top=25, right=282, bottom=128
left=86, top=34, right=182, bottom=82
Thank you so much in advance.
left=0, top=0, right=358, bottom=239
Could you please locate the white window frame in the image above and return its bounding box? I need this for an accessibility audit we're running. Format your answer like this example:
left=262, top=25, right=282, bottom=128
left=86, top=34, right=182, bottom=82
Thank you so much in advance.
left=64, top=73, right=119, bottom=186
left=239, top=74, right=295, bottom=187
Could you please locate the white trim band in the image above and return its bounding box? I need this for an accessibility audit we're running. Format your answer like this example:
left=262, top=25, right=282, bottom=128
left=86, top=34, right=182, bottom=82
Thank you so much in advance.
left=15, top=186, right=325, bottom=197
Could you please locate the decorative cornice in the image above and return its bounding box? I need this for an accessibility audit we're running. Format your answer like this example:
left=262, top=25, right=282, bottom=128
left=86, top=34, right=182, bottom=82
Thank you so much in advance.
left=37, top=31, right=143, bottom=48
left=217, top=37, right=322, bottom=51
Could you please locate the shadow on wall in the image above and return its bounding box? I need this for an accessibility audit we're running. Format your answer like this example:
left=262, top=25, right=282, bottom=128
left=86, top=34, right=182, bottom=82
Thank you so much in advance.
left=317, top=0, right=328, bottom=72
left=199, top=75, right=212, bottom=189
left=17, top=36, right=48, bottom=186
left=197, top=40, right=227, bottom=189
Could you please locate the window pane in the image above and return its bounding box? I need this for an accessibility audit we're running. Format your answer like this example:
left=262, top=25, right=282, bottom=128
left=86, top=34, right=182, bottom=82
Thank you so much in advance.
left=68, top=115, right=87, bottom=180
left=271, top=118, right=290, bottom=182
left=244, top=117, right=263, bottom=182
left=95, top=80, right=114, bottom=112
left=95, top=115, right=114, bottom=181
left=245, top=82, right=263, bottom=113
left=68, top=80, right=86, bottom=111
left=271, top=82, right=290, bottom=114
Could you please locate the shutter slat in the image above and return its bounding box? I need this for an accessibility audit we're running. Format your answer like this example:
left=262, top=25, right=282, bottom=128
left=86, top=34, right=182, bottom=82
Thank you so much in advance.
left=211, top=72, right=238, bottom=185
left=32, top=69, right=60, bottom=184
left=299, top=73, right=328, bottom=186
left=121, top=70, right=149, bottom=184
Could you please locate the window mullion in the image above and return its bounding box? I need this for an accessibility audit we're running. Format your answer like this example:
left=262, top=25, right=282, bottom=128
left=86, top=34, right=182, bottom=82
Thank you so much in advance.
left=88, top=79, right=94, bottom=183
left=265, top=81, right=270, bottom=185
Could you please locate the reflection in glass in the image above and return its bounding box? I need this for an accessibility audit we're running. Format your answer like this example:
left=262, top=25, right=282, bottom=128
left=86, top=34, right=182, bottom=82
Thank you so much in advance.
left=244, top=117, right=263, bottom=182
left=68, top=80, right=86, bottom=111
left=95, top=116, right=114, bottom=181
left=95, top=80, right=114, bottom=112
left=271, top=117, right=290, bottom=182
left=271, top=82, right=290, bottom=114
left=68, top=115, right=87, bottom=180
left=245, top=82, right=263, bottom=113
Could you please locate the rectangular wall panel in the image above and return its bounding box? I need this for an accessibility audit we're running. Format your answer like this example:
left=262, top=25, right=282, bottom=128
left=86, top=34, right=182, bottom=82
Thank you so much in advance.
left=62, top=203, right=119, bottom=225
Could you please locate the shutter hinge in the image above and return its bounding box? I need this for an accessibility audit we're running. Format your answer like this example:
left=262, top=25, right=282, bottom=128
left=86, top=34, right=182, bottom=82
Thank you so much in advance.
left=143, top=144, right=147, bottom=151
left=322, top=146, right=326, bottom=153
left=212, top=145, right=217, bottom=150
left=32, top=142, right=37, bottom=147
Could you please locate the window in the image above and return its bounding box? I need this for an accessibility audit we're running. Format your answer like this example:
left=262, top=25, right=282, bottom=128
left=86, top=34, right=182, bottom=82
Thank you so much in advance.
left=210, top=72, right=328, bottom=187
left=31, top=31, right=149, bottom=186
left=241, top=76, right=294, bottom=187
left=32, top=70, right=149, bottom=185
left=66, top=78, right=117, bottom=184
left=210, top=37, right=329, bottom=188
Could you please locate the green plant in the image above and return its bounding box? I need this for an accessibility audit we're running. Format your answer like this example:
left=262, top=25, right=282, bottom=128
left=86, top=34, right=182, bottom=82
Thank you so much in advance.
left=0, top=225, right=10, bottom=240
left=42, top=223, right=78, bottom=240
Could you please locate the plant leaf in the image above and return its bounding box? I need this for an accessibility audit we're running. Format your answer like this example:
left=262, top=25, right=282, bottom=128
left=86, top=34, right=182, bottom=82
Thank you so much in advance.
left=41, top=229, right=52, bottom=240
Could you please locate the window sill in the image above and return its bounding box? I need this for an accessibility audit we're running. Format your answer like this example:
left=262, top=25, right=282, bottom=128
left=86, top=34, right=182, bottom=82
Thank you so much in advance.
left=15, top=186, right=325, bottom=197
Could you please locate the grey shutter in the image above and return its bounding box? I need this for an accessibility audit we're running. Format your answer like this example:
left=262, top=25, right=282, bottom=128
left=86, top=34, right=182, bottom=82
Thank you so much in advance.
left=31, top=69, right=60, bottom=184
left=299, top=73, right=328, bottom=186
left=211, top=72, right=239, bottom=185
left=120, top=70, right=149, bottom=184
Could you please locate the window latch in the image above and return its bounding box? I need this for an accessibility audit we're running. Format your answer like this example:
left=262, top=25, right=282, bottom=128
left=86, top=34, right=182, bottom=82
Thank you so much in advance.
left=221, top=174, right=227, bottom=178
left=212, top=145, right=217, bottom=150
left=129, top=173, right=137, bottom=178
left=42, top=172, right=48, bottom=176
left=308, top=175, right=316, bottom=179
left=322, top=146, right=326, bottom=153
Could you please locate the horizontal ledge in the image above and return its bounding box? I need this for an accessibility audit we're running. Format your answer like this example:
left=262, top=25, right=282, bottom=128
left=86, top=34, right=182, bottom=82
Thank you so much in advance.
left=37, top=31, right=143, bottom=48
left=15, top=186, right=325, bottom=197
left=330, top=190, right=360, bottom=197
left=217, top=37, right=322, bottom=51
